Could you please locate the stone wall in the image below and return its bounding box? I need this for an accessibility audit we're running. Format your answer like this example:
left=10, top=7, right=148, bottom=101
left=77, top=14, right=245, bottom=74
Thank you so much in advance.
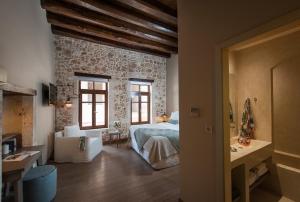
left=54, top=35, right=167, bottom=139
left=2, top=96, right=34, bottom=146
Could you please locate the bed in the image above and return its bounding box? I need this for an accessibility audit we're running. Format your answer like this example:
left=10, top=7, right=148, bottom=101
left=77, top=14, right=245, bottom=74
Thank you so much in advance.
left=129, top=112, right=180, bottom=169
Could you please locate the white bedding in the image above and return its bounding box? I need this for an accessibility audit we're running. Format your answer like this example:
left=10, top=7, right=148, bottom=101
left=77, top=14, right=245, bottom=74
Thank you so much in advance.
left=130, top=122, right=179, bottom=169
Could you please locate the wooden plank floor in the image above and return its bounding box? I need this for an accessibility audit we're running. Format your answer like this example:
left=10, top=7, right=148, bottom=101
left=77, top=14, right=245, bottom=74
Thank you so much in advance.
left=53, top=145, right=180, bottom=202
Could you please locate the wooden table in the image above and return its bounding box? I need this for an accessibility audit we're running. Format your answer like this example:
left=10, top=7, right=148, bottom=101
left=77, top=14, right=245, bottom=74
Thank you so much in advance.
left=108, top=130, right=121, bottom=148
left=2, top=145, right=45, bottom=202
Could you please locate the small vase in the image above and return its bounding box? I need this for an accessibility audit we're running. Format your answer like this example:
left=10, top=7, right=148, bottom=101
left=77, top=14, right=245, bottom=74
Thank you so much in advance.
left=238, top=136, right=251, bottom=146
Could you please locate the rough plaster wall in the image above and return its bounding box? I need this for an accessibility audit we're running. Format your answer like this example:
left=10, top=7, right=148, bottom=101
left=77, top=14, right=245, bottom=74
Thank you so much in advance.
left=166, top=54, right=179, bottom=114
left=270, top=57, right=300, bottom=201
left=54, top=35, right=167, bottom=138
left=234, top=30, right=300, bottom=142
left=273, top=56, right=300, bottom=156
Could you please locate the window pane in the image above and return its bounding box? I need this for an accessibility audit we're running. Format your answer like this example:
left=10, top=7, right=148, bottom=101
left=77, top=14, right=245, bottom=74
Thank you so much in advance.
left=96, top=103, right=105, bottom=126
left=131, top=95, right=139, bottom=102
left=131, top=103, right=139, bottom=122
left=81, top=81, right=93, bottom=90
left=95, top=82, right=106, bottom=90
left=131, top=84, right=139, bottom=92
left=141, top=103, right=148, bottom=122
left=140, top=85, right=149, bottom=92
left=82, top=103, right=92, bottom=127
left=82, top=94, right=92, bottom=102
left=141, top=95, right=148, bottom=102
left=96, top=94, right=105, bottom=102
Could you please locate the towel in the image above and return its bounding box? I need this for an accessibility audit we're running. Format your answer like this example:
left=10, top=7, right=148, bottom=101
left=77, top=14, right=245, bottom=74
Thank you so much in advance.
left=256, top=162, right=267, bottom=171
left=257, top=167, right=268, bottom=178
left=249, top=171, right=256, bottom=186
left=238, top=98, right=255, bottom=145
left=249, top=162, right=268, bottom=185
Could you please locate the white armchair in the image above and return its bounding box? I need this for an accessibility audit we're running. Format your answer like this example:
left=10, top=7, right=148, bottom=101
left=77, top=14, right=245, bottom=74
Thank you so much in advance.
left=54, top=125, right=103, bottom=163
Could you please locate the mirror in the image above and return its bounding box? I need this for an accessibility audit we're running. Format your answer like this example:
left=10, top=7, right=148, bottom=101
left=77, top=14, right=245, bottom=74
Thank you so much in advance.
left=229, top=73, right=238, bottom=137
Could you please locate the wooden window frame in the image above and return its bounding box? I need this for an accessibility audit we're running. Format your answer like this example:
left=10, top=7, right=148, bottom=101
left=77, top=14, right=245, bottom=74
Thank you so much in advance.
left=130, top=84, right=151, bottom=125
left=79, top=81, right=108, bottom=129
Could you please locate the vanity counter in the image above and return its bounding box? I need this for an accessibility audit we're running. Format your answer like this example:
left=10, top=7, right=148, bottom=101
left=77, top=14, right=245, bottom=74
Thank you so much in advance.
left=230, top=140, right=273, bottom=202
left=231, top=139, right=272, bottom=169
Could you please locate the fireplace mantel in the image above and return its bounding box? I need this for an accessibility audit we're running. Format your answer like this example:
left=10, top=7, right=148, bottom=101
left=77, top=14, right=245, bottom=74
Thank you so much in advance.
left=0, top=83, right=37, bottom=96
left=1, top=83, right=36, bottom=147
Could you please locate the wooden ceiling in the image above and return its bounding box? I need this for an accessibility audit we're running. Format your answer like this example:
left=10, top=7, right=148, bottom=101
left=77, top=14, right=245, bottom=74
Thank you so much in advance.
left=41, top=0, right=177, bottom=57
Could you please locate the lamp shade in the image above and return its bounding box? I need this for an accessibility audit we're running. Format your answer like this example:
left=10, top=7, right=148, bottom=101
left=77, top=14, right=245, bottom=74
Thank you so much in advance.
left=65, top=97, right=72, bottom=108
left=160, top=113, right=168, bottom=122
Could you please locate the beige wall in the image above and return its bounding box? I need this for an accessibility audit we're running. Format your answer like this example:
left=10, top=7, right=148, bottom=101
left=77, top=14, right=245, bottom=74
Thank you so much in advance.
left=166, top=54, right=179, bottom=114
left=233, top=31, right=300, bottom=142
left=178, top=1, right=300, bottom=201
left=272, top=54, right=300, bottom=156
left=270, top=61, right=300, bottom=201
left=0, top=0, right=55, bottom=161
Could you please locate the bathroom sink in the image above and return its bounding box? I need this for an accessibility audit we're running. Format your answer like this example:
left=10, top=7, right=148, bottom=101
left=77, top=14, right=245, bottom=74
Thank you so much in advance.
left=231, top=140, right=271, bottom=162
left=231, top=144, right=247, bottom=152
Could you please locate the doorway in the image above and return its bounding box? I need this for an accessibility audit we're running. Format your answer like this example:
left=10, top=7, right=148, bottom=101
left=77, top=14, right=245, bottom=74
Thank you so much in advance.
left=220, top=19, right=300, bottom=202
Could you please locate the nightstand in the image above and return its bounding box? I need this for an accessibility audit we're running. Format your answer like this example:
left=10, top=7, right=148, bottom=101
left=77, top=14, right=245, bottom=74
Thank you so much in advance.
left=108, top=130, right=121, bottom=148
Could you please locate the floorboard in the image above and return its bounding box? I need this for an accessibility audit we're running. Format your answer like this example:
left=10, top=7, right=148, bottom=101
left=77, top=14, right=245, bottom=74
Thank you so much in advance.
left=53, top=144, right=180, bottom=202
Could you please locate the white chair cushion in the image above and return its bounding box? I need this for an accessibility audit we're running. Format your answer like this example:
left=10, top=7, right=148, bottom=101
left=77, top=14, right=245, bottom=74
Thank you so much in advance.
left=54, top=129, right=103, bottom=163
left=64, top=125, right=85, bottom=137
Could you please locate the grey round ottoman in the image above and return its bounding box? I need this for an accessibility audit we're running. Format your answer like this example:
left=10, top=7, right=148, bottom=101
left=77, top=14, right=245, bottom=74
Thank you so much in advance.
left=23, top=165, right=57, bottom=202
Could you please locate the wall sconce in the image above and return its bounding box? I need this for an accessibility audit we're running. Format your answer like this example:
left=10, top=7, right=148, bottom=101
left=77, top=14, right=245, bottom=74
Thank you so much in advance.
left=65, top=97, right=72, bottom=108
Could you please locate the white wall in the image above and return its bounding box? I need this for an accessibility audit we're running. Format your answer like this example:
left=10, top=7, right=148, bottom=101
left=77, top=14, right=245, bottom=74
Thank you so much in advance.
left=0, top=0, right=55, bottom=161
left=166, top=54, right=179, bottom=114
left=178, top=1, right=300, bottom=201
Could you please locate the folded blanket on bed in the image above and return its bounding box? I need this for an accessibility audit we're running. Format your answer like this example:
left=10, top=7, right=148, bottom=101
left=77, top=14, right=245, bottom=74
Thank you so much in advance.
left=134, top=128, right=180, bottom=152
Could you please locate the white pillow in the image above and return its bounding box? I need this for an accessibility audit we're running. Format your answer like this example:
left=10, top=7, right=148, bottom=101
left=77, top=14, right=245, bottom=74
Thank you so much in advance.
left=170, top=111, right=179, bottom=121
left=64, top=125, right=85, bottom=137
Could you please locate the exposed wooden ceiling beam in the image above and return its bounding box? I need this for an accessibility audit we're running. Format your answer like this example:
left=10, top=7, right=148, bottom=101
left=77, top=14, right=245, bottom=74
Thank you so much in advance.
left=47, top=13, right=177, bottom=54
left=52, top=26, right=171, bottom=58
left=62, top=0, right=178, bottom=38
left=143, top=0, right=177, bottom=16
left=42, top=0, right=177, bottom=47
left=112, top=0, right=177, bottom=26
